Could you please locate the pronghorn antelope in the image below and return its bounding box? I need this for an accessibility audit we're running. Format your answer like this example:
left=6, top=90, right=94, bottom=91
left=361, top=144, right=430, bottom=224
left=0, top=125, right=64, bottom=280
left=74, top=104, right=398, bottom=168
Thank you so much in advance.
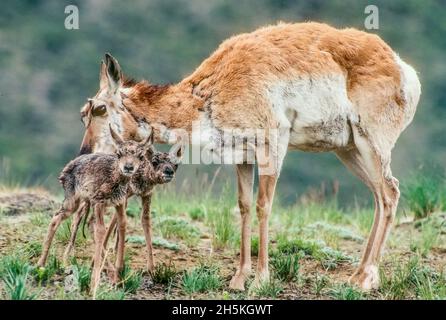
left=78, top=22, right=421, bottom=290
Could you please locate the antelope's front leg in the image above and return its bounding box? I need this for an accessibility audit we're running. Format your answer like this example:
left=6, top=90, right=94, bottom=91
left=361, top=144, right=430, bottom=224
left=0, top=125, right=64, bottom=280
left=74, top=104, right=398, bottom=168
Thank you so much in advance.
left=90, top=203, right=106, bottom=298
left=141, top=195, right=154, bottom=272
left=114, top=202, right=127, bottom=282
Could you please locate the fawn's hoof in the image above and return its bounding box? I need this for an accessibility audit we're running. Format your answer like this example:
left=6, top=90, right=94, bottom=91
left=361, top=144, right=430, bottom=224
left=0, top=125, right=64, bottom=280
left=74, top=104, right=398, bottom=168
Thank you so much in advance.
left=349, top=265, right=380, bottom=290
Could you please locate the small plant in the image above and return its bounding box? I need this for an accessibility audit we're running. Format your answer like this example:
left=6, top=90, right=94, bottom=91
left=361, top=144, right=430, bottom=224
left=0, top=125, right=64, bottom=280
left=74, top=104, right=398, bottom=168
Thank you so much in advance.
left=328, top=283, right=364, bottom=300
left=182, top=264, right=222, bottom=294
left=126, top=235, right=180, bottom=251
left=126, top=200, right=141, bottom=218
left=156, top=217, right=201, bottom=245
left=56, top=218, right=73, bottom=244
left=276, top=237, right=353, bottom=270
left=313, top=274, right=329, bottom=296
left=189, top=206, right=206, bottom=221
left=0, top=256, right=38, bottom=300
left=29, top=212, right=51, bottom=227
left=253, top=278, right=284, bottom=298
left=271, top=252, right=301, bottom=282
left=251, top=235, right=259, bottom=256
left=380, top=256, right=446, bottom=299
left=71, top=263, right=91, bottom=293
left=96, top=284, right=126, bottom=300
left=23, top=241, right=43, bottom=259
left=119, top=264, right=143, bottom=294
left=31, top=254, right=62, bottom=284
left=150, top=262, right=178, bottom=285
left=410, top=221, right=441, bottom=257
left=402, top=168, right=445, bottom=219
left=211, top=206, right=238, bottom=249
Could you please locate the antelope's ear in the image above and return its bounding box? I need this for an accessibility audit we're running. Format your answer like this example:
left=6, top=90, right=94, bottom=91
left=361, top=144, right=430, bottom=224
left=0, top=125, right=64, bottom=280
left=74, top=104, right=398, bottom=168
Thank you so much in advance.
left=170, top=143, right=184, bottom=160
left=99, top=60, right=107, bottom=89
left=104, top=53, right=122, bottom=92
left=139, top=129, right=154, bottom=148
left=109, top=124, right=124, bottom=146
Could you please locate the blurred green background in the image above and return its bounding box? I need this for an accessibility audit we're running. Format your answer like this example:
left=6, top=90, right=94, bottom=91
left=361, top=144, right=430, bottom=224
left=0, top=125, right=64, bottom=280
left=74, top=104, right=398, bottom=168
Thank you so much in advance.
left=0, top=0, right=445, bottom=205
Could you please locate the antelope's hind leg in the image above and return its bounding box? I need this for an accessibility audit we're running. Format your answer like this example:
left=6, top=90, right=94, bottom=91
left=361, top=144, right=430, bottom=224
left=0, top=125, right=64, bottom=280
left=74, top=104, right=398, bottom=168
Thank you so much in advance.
left=336, top=125, right=399, bottom=290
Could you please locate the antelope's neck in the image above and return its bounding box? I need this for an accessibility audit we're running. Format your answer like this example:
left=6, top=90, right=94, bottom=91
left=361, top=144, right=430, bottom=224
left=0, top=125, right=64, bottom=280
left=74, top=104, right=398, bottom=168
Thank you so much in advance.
left=126, top=81, right=204, bottom=135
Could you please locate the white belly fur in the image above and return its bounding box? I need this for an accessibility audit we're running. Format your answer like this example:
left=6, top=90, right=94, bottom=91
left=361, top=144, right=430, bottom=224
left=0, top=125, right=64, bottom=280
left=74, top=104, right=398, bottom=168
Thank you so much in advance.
left=267, top=74, right=357, bottom=152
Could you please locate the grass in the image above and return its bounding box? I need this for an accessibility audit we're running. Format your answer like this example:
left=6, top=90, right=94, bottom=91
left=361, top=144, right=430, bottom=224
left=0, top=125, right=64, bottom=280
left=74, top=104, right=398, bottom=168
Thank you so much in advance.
left=275, top=237, right=354, bottom=270
left=182, top=264, right=223, bottom=294
left=313, top=274, right=330, bottom=296
left=156, top=217, right=201, bottom=246
left=31, top=255, right=62, bottom=284
left=270, top=252, right=301, bottom=282
left=71, top=263, right=91, bottom=293
left=207, top=206, right=238, bottom=249
left=119, top=263, right=143, bottom=294
left=96, top=284, right=126, bottom=300
left=328, top=283, right=365, bottom=300
left=379, top=256, right=446, bottom=299
left=410, top=221, right=441, bottom=257
left=252, top=278, right=284, bottom=298
left=150, top=262, right=178, bottom=285
left=0, top=255, right=39, bottom=300
left=402, top=168, right=446, bottom=219
left=1, top=169, right=446, bottom=300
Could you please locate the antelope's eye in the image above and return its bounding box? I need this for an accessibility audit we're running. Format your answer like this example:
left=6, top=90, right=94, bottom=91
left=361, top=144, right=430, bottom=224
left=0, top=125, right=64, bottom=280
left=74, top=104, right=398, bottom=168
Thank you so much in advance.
left=92, top=104, right=107, bottom=117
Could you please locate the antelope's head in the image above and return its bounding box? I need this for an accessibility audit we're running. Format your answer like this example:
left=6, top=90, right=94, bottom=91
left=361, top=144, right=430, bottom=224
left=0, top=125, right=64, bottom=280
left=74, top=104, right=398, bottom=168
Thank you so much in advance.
left=79, top=53, right=150, bottom=155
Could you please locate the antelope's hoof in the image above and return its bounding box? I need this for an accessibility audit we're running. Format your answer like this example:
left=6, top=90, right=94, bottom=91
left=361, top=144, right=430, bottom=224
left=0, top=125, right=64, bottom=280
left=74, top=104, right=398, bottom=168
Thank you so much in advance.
left=348, top=265, right=380, bottom=290
left=229, top=269, right=251, bottom=291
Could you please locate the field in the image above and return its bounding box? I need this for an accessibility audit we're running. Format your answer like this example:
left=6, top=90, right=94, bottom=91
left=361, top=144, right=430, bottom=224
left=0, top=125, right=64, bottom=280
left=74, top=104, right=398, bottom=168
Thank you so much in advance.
left=1, top=172, right=446, bottom=300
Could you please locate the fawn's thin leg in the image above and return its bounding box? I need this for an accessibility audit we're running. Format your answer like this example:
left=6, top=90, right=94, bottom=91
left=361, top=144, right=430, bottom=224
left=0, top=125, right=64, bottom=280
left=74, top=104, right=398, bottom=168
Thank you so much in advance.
left=114, top=203, right=127, bottom=282
left=63, top=202, right=89, bottom=265
left=141, top=194, right=154, bottom=272
left=229, top=164, right=254, bottom=290
left=91, top=203, right=106, bottom=298
left=103, top=212, right=118, bottom=250
left=37, top=199, right=79, bottom=267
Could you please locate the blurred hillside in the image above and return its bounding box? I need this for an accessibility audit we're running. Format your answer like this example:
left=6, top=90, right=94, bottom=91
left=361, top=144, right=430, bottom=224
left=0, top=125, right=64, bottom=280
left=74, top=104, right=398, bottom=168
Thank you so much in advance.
left=0, top=0, right=445, bottom=204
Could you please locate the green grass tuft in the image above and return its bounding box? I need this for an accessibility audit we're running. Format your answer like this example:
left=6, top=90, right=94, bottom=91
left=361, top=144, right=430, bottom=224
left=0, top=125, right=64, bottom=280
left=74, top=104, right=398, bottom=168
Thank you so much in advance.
left=402, top=169, right=445, bottom=219
left=182, top=264, right=222, bottom=294
left=150, top=262, right=178, bottom=285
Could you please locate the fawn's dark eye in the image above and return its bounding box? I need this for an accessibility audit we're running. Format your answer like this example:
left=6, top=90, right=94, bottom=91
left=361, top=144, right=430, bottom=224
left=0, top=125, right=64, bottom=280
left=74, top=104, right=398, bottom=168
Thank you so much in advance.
left=92, top=104, right=106, bottom=117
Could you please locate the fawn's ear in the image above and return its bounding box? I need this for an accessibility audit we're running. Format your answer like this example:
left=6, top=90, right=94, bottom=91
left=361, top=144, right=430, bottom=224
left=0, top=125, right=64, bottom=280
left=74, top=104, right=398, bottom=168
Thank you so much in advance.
left=109, top=124, right=124, bottom=146
left=104, top=53, right=122, bottom=92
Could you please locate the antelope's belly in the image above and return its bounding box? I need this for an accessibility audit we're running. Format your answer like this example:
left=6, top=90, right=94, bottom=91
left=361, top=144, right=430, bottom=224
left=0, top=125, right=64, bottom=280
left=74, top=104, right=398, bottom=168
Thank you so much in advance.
left=267, top=74, right=357, bottom=152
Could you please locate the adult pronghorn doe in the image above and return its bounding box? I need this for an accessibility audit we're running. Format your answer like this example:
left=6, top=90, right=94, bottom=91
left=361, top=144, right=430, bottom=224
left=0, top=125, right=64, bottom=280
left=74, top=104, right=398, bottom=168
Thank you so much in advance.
left=79, top=22, right=420, bottom=290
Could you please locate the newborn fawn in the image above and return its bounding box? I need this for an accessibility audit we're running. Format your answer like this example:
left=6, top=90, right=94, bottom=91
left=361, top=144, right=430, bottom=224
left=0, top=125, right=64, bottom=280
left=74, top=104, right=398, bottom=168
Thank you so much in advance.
left=38, top=125, right=151, bottom=295
left=64, top=145, right=183, bottom=273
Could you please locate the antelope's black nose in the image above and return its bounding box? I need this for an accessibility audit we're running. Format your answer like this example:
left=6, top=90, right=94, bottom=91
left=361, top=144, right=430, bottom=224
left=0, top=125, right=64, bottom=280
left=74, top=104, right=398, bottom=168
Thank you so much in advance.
left=164, top=167, right=174, bottom=176
left=124, top=164, right=134, bottom=172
